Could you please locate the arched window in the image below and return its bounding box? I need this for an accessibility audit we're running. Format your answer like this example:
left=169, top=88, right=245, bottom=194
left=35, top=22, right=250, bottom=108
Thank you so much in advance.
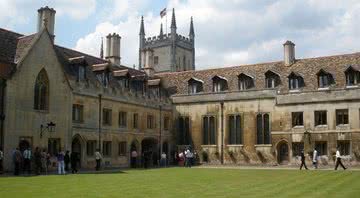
left=256, top=113, right=271, bottom=144
left=34, top=69, right=49, bottom=110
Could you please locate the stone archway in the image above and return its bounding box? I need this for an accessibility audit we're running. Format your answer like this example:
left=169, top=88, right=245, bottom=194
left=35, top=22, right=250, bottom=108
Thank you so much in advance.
left=141, top=138, right=158, bottom=168
left=71, top=135, right=83, bottom=168
left=277, top=141, right=289, bottom=165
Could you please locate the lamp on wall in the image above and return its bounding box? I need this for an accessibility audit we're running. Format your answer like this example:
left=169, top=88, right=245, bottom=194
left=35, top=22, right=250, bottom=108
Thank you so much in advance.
left=40, top=121, right=56, bottom=138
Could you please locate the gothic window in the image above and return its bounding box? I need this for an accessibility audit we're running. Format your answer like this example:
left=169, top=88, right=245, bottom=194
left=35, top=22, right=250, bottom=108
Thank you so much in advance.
left=86, top=140, right=97, bottom=156
left=228, top=115, right=242, bottom=145
left=314, top=111, right=327, bottom=126
left=203, top=116, right=216, bottom=145
left=292, top=112, right=303, bottom=127
left=288, top=72, right=304, bottom=90
left=317, top=69, right=334, bottom=88
left=188, top=78, right=203, bottom=94
left=336, top=109, right=349, bottom=125
left=178, top=116, right=191, bottom=145
left=118, top=111, right=127, bottom=128
left=212, top=76, right=228, bottom=92
left=238, top=73, right=254, bottom=90
left=72, top=104, right=84, bottom=123
left=77, top=66, right=86, bottom=81
left=103, top=108, right=112, bottom=126
left=265, top=70, right=281, bottom=89
left=292, top=142, right=304, bottom=157
left=256, top=113, right=271, bottom=144
left=345, top=66, right=360, bottom=86
left=34, top=69, right=49, bottom=110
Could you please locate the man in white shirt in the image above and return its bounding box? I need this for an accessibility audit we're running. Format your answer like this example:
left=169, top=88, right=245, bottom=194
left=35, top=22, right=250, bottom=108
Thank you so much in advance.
left=185, top=149, right=193, bottom=168
left=312, top=148, right=318, bottom=169
left=95, top=149, right=102, bottom=171
left=335, top=147, right=347, bottom=170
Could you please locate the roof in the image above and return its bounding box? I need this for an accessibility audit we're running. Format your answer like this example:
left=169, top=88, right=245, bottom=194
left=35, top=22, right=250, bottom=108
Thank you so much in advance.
left=0, top=28, right=23, bottom=64
left=14, top=34, right=37, bottom=63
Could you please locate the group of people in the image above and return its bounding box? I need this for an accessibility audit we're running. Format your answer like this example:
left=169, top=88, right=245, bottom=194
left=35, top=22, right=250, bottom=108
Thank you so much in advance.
left=176, top=148, right=196, bottom=168
left=299, top=147, right=347, bottom=170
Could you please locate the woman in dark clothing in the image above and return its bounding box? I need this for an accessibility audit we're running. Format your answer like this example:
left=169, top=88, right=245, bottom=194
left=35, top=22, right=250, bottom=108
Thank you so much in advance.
left=70, top=152, right=78, bottom=174
left=64, top=151, right=70, bottom=172
left=34, top=147, right=42, bottom=175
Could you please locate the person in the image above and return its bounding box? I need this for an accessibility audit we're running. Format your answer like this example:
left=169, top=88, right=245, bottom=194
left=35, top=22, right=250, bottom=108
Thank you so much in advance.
left=64, top=151, right=70, bottom=172
left=335, top=147, right=347, bottom=170
left=34, top=147, right=42, bottom=175
left=57, top=151, right=66, bottom=175
left=185, top=149, right=193, bottom=168
left=46, top=152, right=51, bottom=174
left=299, top=150, right=308, bottom=170
left=23, top=147, right=32, bottom=175
left=178, top=151, right=185, bottom=166
left=13, top=148, right=22, bottom=175
left=70, top=151, right=78, bottom=174
left=160, top=152, right=167, bottom=167
left=95, top=149, right=102, bottom=171
left=131, top=150, right=138, bottom=168
left=313, top=148, right=318, bottom=169
left=40, top=149, right=48, bottom=174
left=0, top=147, right=3, bottom=174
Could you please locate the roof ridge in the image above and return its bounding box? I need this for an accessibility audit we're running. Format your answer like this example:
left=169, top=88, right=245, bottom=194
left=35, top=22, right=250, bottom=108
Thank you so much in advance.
left=0, top=28, right=23, bottom=37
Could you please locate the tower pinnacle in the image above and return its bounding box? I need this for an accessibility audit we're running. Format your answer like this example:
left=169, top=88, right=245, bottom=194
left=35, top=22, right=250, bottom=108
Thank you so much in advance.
left=189, top=16, right=194, bottom=38
left=100, top=37, right=104, bottom=59
left=139, top=16, right=145, bottom=35
left=171, top=8, right=177, bottom=29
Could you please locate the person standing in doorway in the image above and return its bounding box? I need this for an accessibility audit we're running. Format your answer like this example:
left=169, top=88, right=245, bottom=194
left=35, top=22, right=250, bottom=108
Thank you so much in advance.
left=70, top=151, right=78, bottom=174
left=313, top=148, right=318, bottom=169
left=0, top=147, right=3, bottom=174
left=13, top=148, right=22, bottom=175
left=299, top=150, right=308, bottom=170
left=131, top=150, right=138, bottom=168
left=64, top=151, right=70, bottom=172
left=95, top=149, right=102, bottom=171
left=23, top=147, right=32, bottom=175
left=57, top=151, right=65, bottom=175
left=34, top=147, right=42, bottom=175
left=335, top=147, right=347, bottom=170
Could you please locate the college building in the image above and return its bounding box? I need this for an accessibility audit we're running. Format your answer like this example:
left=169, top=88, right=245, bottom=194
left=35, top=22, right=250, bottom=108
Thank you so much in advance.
left=0, top=6, right=359, bottom=171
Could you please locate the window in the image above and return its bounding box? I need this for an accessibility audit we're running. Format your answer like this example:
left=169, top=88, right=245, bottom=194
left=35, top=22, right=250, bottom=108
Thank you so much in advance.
left=188, top=78, right=203, bottom=94
left=228, top=115, right=242, bottom=145
left=34, top=69, right=49, bottom=110
left=96, top=72, right=109, bottom=87
left=178, top=116, right=191, bottom=145
left=336, top=109, right=349, bottom=125
left=345, top=66, right=359, bottom=86
left=103, top=108, right=112, bottom=126
left=212, top=76, right=228, bottom=92
left=288, top=72, right=304, bottom=90
left=238, top=73, right=254, bottom=90
left=292, top=112, right=303, bottom=127
left=103, top=141, right=112, bottom=157
left=118, top=141, right=127, bottom=156
left=314, top=111, right=327, bottom=126
left=86, top=140, right=97, bottom=156
left=265, top=71, right=281, bottom=88
left=203, top=116, right=216, bottom=145
left=164, top=116, right=170, bottom=130
left=118, top=111, right=127, bottom=128
left=119, top=78, right=129, bottom=89
left=78, top=66, right=86, bottom=81
left=315, top=141, right=327, bottom=155
left=317, top=70, right=334, bottom=88
left=48, top=138, right=60, bottom=156
left=147, top=115, right=155, bottom=129
left=72, top=104, right=84, bottom=123
left=292, top=142, right=304, bottom=157
left=183, top=56, right=186, bottom=71
left=154, top=56, right=159, bottom=65
left=133, top=113, right=139, bottom=129
left=131, top=81, right=144, bottom=96
left=337, top=140, right=350, bottom=155
left=256, top=113, right=271, bottom=144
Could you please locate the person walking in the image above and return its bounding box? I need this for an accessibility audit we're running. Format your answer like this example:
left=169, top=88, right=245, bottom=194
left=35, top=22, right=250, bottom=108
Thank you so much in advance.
left=13, top=148, right=22, bottom=175
left=64, top=151, right=70, bottom=172
left=40, top=149, right=48, bottom=174
left=57, top=151, right=66, bottom=175
left=34, top=147, right=42, bottom=175
left=335, top=147, right=347, bottom=170
left=185, top=149, right=193, bottom=168
left=131, top=150, right=138, bottom=168
left=0, top=147, right=3, bottom=174
left=95, top=149, right=102, bottom=171
left=299, top=150, right=308, bottom=170
left=23, top=147, right=32, bottom=175
left=312, top=148, right=318, bottom=169
left=70, top=151, right=78, bottom=174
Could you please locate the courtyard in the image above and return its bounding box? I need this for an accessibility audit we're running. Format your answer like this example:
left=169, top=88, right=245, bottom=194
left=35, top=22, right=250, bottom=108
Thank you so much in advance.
left=0, top=167, right=358, bottom=198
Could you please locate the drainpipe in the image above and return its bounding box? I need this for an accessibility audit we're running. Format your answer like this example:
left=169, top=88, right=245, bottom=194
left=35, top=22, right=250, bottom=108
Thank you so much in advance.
left=0, top=79, right=6, bottom=150
left=159, top=105, right=162, bottom=162
left=98, top=94, right=102, bottom=151
left=220, top=101, right=224, bottom=164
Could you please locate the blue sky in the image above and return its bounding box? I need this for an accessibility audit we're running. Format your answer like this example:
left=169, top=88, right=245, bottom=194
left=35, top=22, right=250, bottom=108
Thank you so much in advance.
left=1, top=0, right=360, bottom=70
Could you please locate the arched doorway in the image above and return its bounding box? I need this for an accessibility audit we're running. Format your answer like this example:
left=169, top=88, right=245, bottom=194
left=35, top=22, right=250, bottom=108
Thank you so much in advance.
left=19, top=139, right=31, bottom=153
left=277, top=141, right=289, bottom=164
left=141, top=138, right=158, bottom=168
left=162, top=142, right=168, bottom=155
left=72, top=137, right=82, bottom=168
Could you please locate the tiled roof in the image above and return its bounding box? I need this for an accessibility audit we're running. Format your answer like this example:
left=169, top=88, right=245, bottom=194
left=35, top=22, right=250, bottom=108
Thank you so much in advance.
left=156, top=53, right=360, bottom=95
left=14, top=34, right=37, bottom=63
left=0, top=28, right=22, bottom=64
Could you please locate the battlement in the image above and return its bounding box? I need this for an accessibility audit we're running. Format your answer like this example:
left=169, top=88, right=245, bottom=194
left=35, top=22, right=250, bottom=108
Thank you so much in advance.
left=144, top=33, right=193, bottom=46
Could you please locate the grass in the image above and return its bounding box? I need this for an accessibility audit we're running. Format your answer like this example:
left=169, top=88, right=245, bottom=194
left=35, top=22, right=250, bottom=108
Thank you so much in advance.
left=0, top=168, right=359, bottom=198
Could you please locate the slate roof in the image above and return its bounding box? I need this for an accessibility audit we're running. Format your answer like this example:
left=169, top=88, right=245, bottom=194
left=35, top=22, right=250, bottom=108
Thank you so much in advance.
left=0, top=28, right=22, bottom=64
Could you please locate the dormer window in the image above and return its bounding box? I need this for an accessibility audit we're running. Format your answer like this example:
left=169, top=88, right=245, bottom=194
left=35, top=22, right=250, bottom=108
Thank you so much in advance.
left=97, top=72, right=109, bottom=87
left=78, top=65, right=86, bottom=81
left=212, top=76, right=228, bottom=92
left=119, top=78, right=129, bottom=89
left=345, top=66, right=360, bottom=86
left=317, top=69, right=334, bottom=88
left=238, top=73, right=254, bottom=90
left=188, top=78, right=203, bottom=94
left=265, top=70, right=281, bottom=89
left=288, top=72, right=304, bottom=90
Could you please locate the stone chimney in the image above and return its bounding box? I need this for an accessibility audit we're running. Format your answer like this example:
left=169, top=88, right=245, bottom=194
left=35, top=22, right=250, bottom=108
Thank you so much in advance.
left=37, top=6, right=56, bottom=37
left=283, top=40, right=295, bottom=66
left=105, top=33, right=121, bottom=65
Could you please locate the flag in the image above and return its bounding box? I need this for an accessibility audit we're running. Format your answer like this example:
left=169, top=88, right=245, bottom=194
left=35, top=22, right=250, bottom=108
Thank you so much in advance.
left=160, top=8, right=167, bottom=18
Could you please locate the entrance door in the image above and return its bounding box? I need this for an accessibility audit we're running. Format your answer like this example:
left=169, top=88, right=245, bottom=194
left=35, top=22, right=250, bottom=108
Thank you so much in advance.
left=19, top=137, right=32, bottom=153
left=278, top=142, right=289, bottom=164
left=141, top=138, right=158, bottom=167
left=72, top=138, right=81, bottom=168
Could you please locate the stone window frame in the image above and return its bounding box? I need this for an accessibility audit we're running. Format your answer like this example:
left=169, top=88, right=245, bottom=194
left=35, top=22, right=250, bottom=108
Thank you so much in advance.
left=72, top=104, right=84, bottom=123
left=337, top=140, right=351, bottom=156
left=147, top=114, right=156, bottom=129
left=86, top=140, right=97, bottom=156
left=212, top=75, right=228, bottom=92
left=314, top=110, right=327, bottom=126
left=265, top=70, right=281, bottom=89
left=163, top=116, right=170, bottom=131
left=256, top=113, right=271, bottom=145
left=103, top=141, right=112, bottom=157
left=34, top=68, right=49, bottom=111
left=288, top=72, right=304, bottom=91
left=118, top=141, right=127, bottom=156
left=118, top=111, right=127, bottom=128
left=291, top=112, right=304, bottom=127
left=178, top=116, right=191, bottom=145
left=292, top=142, right=304, bottom=157
left=202, top=115, right=217, bottom=145
left=102, top=108, right=112, bottom=126
left=133, top=113, right=139, bottom=129
left=188, top=78, right=204, bottom=94
left=227, top=114, right=243, bottom=145
left=317, top=69, right=334, bottom=89
left=345, top=66, right=360, bottom=87
left=77, top=65, right=86, bottom=81
left=336, top=109, right=349, bottom=126
left=315, top=141, right=328, bottom=156
left=238, top=73, right=255, bottom=91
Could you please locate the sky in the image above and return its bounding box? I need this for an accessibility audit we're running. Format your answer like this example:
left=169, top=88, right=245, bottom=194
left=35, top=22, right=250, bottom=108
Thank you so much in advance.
left=1, top=0, right=360, bottom=70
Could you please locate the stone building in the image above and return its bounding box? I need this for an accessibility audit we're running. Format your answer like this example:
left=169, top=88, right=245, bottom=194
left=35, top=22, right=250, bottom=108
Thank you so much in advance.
left=139, top=9, right=195, bottom=74
left=0, top=7, right=174, bottom=171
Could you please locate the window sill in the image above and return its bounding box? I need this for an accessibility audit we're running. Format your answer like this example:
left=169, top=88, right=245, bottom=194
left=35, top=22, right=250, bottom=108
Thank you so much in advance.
left=292, top=126, right=304, bottom=129
left=317, top=87, right=330, bottom=91
left=289, top=89, right=300, bottom=93
left=315, top=125, right=328, bottom=128
left=226, top=144, right=243, bottom=147
left=255, top=144, right=272, bottom=147
left=346, top=85, right=358, bottom=89
left=201, top=145, right=217, bottom=147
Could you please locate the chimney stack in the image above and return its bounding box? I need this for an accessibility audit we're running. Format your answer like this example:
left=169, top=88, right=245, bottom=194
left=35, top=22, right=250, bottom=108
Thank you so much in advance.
left=283, top=40, right=295, bottom=66
left=37, top=6, right=56, bottom=37
left=105, top=33, right=121, bottom=65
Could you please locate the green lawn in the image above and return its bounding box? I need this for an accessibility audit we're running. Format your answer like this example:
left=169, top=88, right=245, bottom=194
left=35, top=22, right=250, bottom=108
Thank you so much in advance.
left=0, top=168, right=358, bottom=198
